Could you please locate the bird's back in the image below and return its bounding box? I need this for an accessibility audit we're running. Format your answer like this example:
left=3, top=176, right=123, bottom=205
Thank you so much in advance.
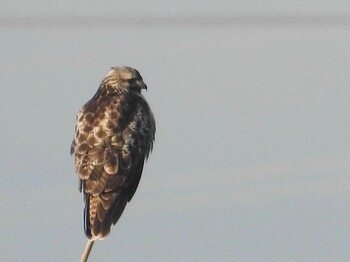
left=71, top=85, right=155, bottom=239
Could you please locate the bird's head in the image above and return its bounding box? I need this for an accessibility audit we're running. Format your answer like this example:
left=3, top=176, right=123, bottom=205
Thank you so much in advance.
left=102, top=66, right=147, bottom=93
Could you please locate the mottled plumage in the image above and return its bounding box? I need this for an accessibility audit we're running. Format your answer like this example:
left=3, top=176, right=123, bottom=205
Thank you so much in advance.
left=71, top=66, right=155, bottom=240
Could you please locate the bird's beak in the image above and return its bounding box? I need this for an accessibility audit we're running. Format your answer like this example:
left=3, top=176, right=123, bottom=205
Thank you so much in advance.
left=137, top=80, right=147, bottom=90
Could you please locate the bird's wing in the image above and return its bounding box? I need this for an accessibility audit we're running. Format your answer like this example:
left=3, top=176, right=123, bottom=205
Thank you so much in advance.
left=71, top=94, right=155, bottom=239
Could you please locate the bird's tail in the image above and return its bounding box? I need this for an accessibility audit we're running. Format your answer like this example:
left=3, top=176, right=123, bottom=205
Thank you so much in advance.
left=84, top=192, right=128, bottom=239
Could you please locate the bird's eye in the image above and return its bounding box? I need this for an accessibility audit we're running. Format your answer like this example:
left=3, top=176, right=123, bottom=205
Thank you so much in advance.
left=128, top=78, right=137, bottom=84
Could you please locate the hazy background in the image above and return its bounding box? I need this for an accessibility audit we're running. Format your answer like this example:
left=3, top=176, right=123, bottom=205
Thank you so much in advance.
left=1, top=1, right=350, bottom=261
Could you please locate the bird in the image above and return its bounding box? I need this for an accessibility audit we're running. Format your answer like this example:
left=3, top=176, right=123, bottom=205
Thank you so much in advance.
left=70, top=66, right=155, bottom=261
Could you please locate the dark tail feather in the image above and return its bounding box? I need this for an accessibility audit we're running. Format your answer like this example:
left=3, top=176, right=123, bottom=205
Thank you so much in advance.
left=84, top=193, right=92, bottom=239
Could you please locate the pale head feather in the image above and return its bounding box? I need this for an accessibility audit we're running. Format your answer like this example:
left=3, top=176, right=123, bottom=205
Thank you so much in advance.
left=103, top=66, right=147, bottom=92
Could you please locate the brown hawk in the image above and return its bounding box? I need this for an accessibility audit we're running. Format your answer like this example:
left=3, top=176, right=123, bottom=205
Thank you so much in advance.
left=71, top=66, right=155, bottom=243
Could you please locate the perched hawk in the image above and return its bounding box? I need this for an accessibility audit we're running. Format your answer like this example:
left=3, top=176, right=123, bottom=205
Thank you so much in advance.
left=71, top=67, right=155, bottom=243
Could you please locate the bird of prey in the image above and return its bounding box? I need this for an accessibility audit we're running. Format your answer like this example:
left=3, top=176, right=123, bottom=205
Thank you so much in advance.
left=71, top=66, right=155, bottom=261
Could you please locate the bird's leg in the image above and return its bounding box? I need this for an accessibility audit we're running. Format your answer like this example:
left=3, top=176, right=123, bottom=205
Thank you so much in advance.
left=81, top=239, right=94, bottom=262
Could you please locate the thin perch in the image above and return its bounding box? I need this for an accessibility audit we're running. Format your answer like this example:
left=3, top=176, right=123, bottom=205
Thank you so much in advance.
left=81, top=239, right=94, bottom=262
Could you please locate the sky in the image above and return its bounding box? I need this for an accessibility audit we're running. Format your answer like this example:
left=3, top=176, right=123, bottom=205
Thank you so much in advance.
left=1, top=1, right=350, bottom=261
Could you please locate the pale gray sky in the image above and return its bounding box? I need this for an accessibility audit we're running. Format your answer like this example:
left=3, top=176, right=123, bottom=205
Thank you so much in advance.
left=2, top=0, right=350, bottom=15
left=1, top=1, right=350, bottom=261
